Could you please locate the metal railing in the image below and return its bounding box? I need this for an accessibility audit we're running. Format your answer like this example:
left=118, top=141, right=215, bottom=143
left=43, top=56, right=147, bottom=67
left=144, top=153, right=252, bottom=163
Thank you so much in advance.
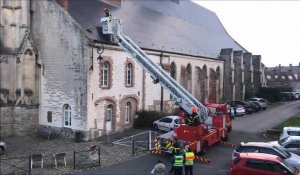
left=0, top=156, right=31, bottom=175
left=73, top=146, right=101, bottom=170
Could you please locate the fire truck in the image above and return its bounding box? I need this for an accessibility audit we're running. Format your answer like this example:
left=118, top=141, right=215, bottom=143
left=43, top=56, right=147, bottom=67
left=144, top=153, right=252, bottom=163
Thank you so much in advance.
left=100, top=16, right=232, bottom=155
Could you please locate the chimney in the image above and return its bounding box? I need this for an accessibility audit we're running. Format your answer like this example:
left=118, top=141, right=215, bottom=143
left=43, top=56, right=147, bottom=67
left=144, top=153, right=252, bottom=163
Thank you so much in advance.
left=279, top=64, right=281, bottom=68
left=58, top=0, right=68, bottom=11
left=290, top=64, right=292, bottom=67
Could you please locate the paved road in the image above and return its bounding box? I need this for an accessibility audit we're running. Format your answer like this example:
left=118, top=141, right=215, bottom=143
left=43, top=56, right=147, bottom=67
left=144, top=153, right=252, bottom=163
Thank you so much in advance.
left=73, top=101, right=300, bottom=175
left=233, top=100, right=300, bottom=133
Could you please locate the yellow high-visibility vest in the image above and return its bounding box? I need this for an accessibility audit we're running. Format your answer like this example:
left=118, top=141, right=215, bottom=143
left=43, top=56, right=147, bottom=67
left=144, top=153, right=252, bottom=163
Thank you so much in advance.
left=185, top=152, right=195, bottom=165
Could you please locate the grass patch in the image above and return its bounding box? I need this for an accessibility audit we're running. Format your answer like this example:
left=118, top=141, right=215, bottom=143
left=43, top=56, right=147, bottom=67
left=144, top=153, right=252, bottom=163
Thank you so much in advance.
left=275, top=116, right=300, bottom=129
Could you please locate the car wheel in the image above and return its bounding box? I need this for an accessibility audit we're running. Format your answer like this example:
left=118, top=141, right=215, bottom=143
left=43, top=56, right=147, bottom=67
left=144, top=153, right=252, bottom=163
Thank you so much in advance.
left=199, top=141, right=208, bottom=156
left=153, top=124, right=159, bottom=131
left=0, top=147, right=4, bottom=155
left=263, top=107, right=266, bottom=110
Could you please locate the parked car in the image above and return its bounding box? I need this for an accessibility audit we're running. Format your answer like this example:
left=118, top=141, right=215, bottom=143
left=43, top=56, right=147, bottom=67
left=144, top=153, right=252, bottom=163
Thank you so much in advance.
left=270, top=136, right=300, bottom=155
left=280, top=127, right=300, bottom=140
left=248, top=101, right=261, bottom=112
left=233, top=142, right=300, bottom=168
left=228, top=101, right=253, bottom=114
left=153, top=116, right=184, bottom=132
left=230, top=152, right=300, bottom=175
left=0, top=141, right=6, bottom=155
left=246, top=98, right=268, bottom=110
left=229, top=104, right=245, bottom=116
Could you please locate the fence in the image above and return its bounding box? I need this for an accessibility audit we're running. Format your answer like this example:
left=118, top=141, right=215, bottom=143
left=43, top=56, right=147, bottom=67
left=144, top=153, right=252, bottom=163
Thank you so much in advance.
left=73, top=145, right=101, bottom=170
left=0, top=156, right=31, bottom=175
left=112, top=131, right=158, bottom=156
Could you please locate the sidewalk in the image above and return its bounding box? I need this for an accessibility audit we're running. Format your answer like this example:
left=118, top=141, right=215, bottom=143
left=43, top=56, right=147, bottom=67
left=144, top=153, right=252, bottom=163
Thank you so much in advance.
left=0, top=129, right=148, bottom=175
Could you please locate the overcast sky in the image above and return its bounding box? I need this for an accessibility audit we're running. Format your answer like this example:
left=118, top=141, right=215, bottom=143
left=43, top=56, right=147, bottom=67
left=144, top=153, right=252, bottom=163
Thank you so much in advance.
left=195, top=1, right=300, bottom=67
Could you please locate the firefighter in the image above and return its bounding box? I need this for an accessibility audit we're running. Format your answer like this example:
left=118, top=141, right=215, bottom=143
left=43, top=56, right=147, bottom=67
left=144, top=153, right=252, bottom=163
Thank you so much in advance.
left=103, top=8, right=112, bottom=21
left=172, top=149, right=184, bottom=175
left=187, top=107, right=200, bottom=126
left=183, top=146, right=195, bottom=175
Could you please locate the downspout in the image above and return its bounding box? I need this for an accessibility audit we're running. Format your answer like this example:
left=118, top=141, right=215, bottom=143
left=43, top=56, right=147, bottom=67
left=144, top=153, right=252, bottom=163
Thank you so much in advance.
left=160, top=52, right=164, bottom=112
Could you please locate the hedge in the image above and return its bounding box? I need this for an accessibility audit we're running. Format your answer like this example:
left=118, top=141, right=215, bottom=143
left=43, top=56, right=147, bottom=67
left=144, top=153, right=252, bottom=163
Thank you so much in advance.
left=133, top=110, right=174, bottom=129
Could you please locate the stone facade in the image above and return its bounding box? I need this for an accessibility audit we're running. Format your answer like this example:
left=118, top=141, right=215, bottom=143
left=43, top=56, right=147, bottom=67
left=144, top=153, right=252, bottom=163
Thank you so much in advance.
left=1, top=0, right=263, bottom=139
left=265, top=63, right=300, bottom=91
left=0, top=0, right=40, bottom=136
left=221, top=49, right=264, bottom=102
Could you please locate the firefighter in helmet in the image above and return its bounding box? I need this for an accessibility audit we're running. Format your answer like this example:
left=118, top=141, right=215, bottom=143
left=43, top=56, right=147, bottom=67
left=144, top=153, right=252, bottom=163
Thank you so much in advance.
left=187, top=107, right=200, bottom=126
left=103, top=8, right=112, bottom=21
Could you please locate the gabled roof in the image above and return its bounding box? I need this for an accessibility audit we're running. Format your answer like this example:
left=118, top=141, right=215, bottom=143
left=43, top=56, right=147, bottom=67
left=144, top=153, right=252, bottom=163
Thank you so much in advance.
left=68, top=0, right=246, bottom=59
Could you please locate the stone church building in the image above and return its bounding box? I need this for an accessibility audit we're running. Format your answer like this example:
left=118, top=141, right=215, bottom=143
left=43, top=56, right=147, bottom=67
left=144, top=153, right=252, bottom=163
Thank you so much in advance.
left=0, top=0, right=264, bottom=139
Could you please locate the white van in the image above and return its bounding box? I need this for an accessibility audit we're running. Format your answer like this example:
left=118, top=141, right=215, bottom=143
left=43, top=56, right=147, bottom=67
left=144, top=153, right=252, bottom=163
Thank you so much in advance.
left=279, top=127, right=300, bottom=140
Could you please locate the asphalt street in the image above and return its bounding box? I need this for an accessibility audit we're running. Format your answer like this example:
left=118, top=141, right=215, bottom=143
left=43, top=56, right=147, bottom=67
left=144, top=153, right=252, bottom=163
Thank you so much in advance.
left=73, top=101, right=300, bottom=175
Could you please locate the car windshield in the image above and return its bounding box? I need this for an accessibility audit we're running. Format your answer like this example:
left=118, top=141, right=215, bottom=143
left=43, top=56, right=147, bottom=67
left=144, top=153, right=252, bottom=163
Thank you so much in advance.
left=174, top=118, right=185, bottom=124
left=278, top=137, right=290, bottom=146
left=272, top=146, right=291, bottom=158
left=282, top=159, right=297, bottom=174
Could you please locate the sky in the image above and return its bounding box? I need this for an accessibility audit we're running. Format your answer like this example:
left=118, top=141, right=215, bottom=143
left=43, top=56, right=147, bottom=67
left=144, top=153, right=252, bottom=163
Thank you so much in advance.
left=194, top=1, right=300, bottom=67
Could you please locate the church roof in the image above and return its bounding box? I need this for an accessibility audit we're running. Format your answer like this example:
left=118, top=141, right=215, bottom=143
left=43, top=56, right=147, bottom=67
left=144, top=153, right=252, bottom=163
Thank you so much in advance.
left=68, top=0, right=247, bottom=59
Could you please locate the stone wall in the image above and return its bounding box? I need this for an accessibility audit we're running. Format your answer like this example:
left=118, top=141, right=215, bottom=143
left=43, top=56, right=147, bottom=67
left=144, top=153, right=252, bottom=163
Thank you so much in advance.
left=31, top=0, right=89, bottom=131
left=0, top=106, right=38, bottom=137
left=233, top=51, right=244, bottom=101
left=220, top=48, right=233, bottom=102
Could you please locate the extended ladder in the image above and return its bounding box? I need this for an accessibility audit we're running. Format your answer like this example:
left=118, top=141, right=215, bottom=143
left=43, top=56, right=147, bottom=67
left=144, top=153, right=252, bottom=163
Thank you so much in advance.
left=100, top=17, right=208, bottom=120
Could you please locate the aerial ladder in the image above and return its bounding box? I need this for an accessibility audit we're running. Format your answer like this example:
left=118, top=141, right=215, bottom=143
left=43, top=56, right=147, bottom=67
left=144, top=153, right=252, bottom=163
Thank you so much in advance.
left=100, top=17, right=208, bottom=121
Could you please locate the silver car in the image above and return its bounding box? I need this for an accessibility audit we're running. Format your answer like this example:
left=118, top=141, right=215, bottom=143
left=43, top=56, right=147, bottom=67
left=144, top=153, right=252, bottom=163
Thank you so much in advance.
left=153, top=116, right=184, bottom=132
left=0, top=141, right=7, bottom=154
left=270, top=136, right=300, bottom=155
left=233, top=141, right=300, bottom=168
left=246, top=98, right=268, bottom=110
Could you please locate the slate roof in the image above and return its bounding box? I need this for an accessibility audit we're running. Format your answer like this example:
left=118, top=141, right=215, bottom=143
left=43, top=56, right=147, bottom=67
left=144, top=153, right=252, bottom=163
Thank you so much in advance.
left=266, top=66, right=300, bottom=73
left=68, top=0, right=246, bottom=59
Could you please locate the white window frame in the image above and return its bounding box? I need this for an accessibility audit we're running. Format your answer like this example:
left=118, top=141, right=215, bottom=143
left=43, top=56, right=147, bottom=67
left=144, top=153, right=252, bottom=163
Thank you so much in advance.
left=102, top=62, right=109, bottom=87
left=106, top=105, right=112, bottom=122
left=126, top=64, right=132, bottom=86
left=64, top=104, right=72, bottom=127
left=125, top=102, right=131, bottom=124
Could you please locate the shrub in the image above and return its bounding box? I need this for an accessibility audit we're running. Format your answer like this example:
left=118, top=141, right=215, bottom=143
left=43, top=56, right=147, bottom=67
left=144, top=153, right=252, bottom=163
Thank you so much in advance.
left=256, top=86, right=293, bottom=102
left=133, top=110, right=173, bottom=129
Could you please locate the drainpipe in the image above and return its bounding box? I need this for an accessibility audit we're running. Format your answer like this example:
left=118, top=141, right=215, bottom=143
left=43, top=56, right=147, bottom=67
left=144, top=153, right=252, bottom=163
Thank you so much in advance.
left=160, top=52, right=164, bottom=112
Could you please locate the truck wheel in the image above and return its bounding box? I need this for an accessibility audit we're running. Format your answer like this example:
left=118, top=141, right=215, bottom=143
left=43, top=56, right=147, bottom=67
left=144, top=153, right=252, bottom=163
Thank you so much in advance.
left=199, top=141, right=208, bottom=156
left=0, top=147, right=4, bottom=155
left=227, top=125, right=232, bottom=133
left=222, top=134, right=229, bottom=141
left=153, top=124, right=158, bottom=131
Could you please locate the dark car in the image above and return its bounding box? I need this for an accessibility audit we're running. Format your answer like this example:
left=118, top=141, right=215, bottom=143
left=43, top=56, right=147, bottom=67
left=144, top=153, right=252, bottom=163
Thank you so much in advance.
left=229, top=101, right=254, bottom=114
left=248, top=101, right=261, bottom=112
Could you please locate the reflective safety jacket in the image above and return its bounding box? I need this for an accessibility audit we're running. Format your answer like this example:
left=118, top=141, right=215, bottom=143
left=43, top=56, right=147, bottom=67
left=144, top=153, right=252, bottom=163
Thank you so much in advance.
left=185, top=152, right=195, bottom=166
left=173, top=155, right=184, bottom=167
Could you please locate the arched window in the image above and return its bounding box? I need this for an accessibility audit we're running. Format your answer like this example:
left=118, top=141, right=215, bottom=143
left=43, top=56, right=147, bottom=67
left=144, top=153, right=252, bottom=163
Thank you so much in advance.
left=64, top=104, right=72, bottom=127
left=125, top=102, right=131, bottom=123
left=106, top=105, right=113, bottom=122
left=126, top=63, right=132, bottom=86
left=102, top=62, right=109, bottom=87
